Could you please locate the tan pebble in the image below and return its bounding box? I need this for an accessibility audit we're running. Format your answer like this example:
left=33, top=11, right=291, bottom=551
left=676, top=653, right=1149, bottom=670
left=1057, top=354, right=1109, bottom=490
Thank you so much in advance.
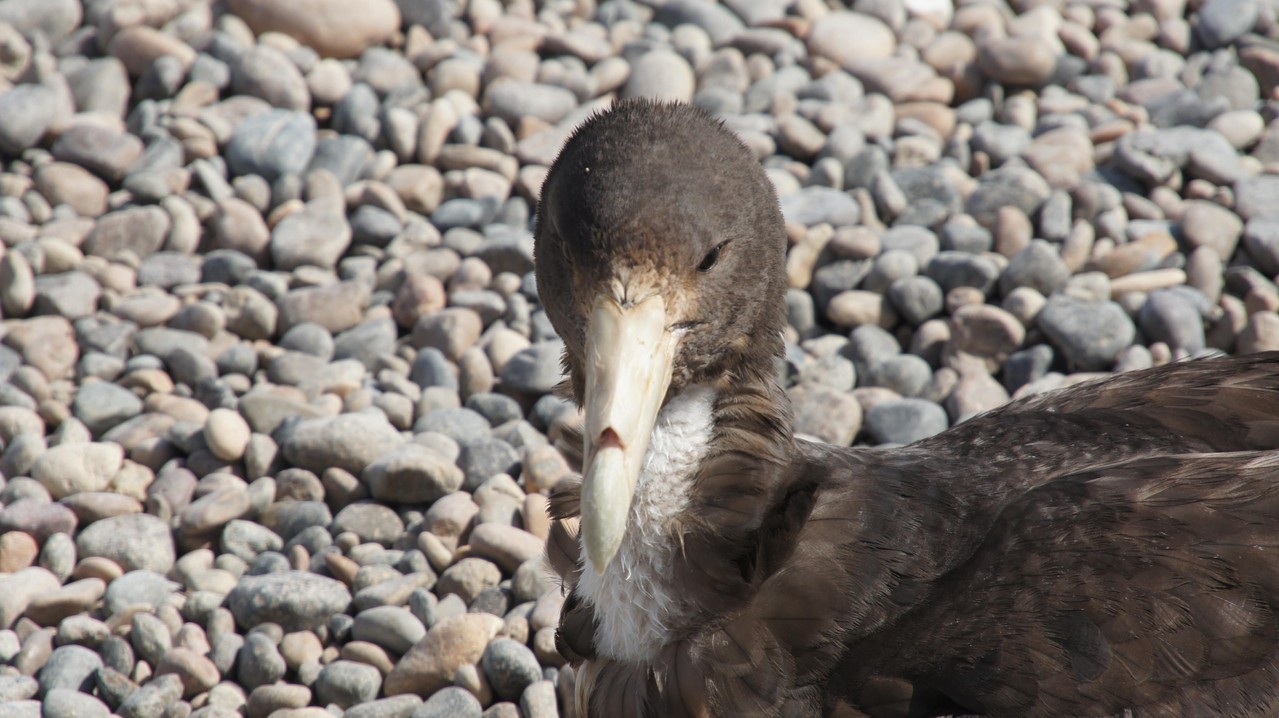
left=340, top=640, right=395, bottom=675
left=1091, top=231, right=1177, bottom=277
left=383, top=613, right=504, bottom=696
left=1109, top=268, right=1187, bottom=297
left=522, top=494, right=551, bottom=542
left=827, top=290, right=898, bottom=328
left=72, top=556, right=124, bottom=583
left=0, top=531, right=39, bottom=572
left=1239, top=312, right=1279, bottom=354
left=280, top=631, right=324, bottom=671
left=418, top=532, right=455, bottom=573
left=469, top=524, right=543, bottom=574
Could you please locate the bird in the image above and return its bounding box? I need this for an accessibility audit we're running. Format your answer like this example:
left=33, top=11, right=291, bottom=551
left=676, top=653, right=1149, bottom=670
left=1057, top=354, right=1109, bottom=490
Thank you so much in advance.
left=531, top=98, right=1279, bottom=718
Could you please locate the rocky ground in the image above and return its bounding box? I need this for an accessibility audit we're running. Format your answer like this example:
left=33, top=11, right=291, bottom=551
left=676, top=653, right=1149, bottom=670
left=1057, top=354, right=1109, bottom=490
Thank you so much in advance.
left=0, top=0, right=1277, bottom=716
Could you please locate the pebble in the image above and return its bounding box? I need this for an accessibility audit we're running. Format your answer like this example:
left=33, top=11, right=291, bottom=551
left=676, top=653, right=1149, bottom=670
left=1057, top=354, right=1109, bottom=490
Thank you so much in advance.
left=72, top=382, right=143, bottom=437
left=40, top=689, right=110, bottom=718
left=864, top=399, right=950, bottom=445
left=807, top=12, right=897, bottom=67
left=0, top=532, right=37, bottom=572
left=887, top=276, right=944, bottom=325
left=458, top=438, right=521, bottom=492
left=38, top=644, right=102, bottom=696
left=226, top=571, right=352, bottom=632
left=230, top=0, right=400, bottom=57
left=1196, top=0, right=1258, bottom=48
left=180, top=487, right=252, bottom=539
left=1181, top=200, right=1243, bottom=261
left=498, top=343, right=564, bottom=395
left=1000, top=241, right=1070, bottom=297
left=246, top=683, right=311, bottom=717
left=482, top=638, right=543, bottom=701
left=437, top=557, right=502, bottom=604
left=364, top=443, right=464, bottom=504
left=4, top=315, right=79, bottom=381
left=948, top=304, right=1027, bottom=371
left=1094, top=232, right=1178, bottom=278
left=0, top=0, right=81, bottom=40
left=277, top=281, right=370, bottom=334
left=1244, top=217, right=1279, bottom=276
left=331, top=503, right=406, bottom=546
left=30, top=441, right=123, bottom=499
left=384, top=613, right=504, bottom=696
left=925, top=252, right=1000, bottom=295
left=103, top=570, right=175, bottom=615
left=484, top=81, right=578, bottom=126
left=946, top=371, right=1011, bottom=423
left=468, top=524, right=544, bottom=574
left=521, top=680, right=559, bottom=718
left=25, top=577, right=103, bottom=626
left=788, top=383, right=863, bottom=445
left=281, top=412, right=403, bottom=476
left=232, top=45, right=310, bottom=111
left=118, top=672, right=184, bottom=718
left=0, top=84, right=61, bottom=155
left=75, top=513, right=174, bottom=574
left=414, top=686, right=482, bottom=718
left=0, top=567, right=60, bottom=629
left=624, top=50, right=696, bottom=103
left=978, top=37, right=1059, bottom=86
left=1037, top=295, right=1137, bottom=371
left=862, top=355, right=932, bottom=398
left=316, top=660, right=382, bottom=708
left=155, top=647, right=221, bottom=698
left=412, top=308, right=483, bottom=362
left=1140, top=289, right=1208, bottom=355
left=84, top=206, right=171, bottom=263
left=52, top=125, right=145, bottom=184
left=780, top=187, right=862, bottom=227
left=34, top=162, right=109, bottom=217
left=205, top=408, right=252, bottom=462
left=965, top=167, right=1051, bottom=228
left=271, top=200, right=353, bottom=270
left=225, top=110, right=317, bottom=181
left=352, top=606, right=427, bottom=655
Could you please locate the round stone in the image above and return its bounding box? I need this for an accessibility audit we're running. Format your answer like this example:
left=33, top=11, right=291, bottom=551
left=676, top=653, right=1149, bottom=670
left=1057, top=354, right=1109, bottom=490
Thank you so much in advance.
left=226, top=571, right=352, bottom=632
left=315, top=660, right=381, bottom=709
left=482, top=637, right=543, bottom=701
left=227, top=0, right=400, bottom=59
left=1036, top=295, right=1137, bottom=371
left=864, top=399, right=950, bottom=445
left=383, top=613, right=504, bottom=697
left=75, top=513, right=175, bottom=574
left=205, top=408, right=252, bottom=462
left=413, top=686, right=481, bottom=718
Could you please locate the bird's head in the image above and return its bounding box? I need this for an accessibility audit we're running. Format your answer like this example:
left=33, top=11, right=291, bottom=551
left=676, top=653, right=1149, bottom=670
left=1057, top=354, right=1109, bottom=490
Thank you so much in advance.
left=533, top=100, right=788, bottom=573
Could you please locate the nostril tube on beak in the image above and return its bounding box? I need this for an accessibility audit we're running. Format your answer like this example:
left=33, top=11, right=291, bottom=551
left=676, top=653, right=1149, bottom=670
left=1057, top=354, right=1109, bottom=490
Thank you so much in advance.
left=596, top=427, right=623, bottom=452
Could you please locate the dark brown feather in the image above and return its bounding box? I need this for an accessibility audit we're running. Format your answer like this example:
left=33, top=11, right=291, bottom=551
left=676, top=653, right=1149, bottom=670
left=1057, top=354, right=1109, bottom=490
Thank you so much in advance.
left=548, top=353, right=1279, bottom=717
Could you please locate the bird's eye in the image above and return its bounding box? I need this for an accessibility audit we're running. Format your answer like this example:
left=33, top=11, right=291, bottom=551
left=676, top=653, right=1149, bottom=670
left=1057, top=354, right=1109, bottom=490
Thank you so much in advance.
left=699, top=242, right=728, bottom=273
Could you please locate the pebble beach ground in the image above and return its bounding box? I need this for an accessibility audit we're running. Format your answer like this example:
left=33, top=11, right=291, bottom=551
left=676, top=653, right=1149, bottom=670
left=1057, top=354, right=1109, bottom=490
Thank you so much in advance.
left=0, top=0, right=1278, bottom=716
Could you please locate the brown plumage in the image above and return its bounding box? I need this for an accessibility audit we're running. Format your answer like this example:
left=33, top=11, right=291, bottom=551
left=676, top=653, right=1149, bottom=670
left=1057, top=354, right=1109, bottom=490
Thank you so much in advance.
left=533, top=99, right=1279, bottom=718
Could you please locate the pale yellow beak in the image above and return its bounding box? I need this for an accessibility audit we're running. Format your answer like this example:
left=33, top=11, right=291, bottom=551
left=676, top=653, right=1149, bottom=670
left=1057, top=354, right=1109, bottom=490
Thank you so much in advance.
left=580, top=294, right=678, bottom=574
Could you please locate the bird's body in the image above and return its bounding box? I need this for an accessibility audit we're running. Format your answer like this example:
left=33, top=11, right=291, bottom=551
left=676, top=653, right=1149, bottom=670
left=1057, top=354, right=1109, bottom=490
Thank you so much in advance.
left=533, top=99, right=1279, bottom=717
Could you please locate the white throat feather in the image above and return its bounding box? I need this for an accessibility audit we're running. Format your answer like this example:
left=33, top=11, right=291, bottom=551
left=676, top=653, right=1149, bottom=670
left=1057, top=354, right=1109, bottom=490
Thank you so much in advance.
left=575, top=385, right=717, bottom=662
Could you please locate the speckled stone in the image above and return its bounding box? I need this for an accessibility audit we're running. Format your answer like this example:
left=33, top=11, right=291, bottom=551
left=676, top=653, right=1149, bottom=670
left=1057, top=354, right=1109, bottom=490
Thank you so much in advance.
left=226, top=572, right=352, bottom=632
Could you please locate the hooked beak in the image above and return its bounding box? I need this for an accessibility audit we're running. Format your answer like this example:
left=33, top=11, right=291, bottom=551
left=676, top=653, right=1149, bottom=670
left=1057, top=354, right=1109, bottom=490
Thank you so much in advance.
left=580, top=294, right=678, bottom=575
